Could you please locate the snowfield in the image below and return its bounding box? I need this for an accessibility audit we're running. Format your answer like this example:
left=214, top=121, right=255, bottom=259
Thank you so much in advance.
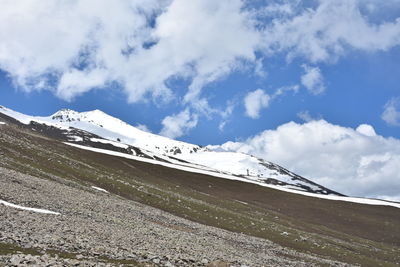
left=66, top=143, right=400, bottom=209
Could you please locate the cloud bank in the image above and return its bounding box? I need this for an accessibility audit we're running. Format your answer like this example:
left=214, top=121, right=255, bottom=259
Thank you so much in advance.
left=0, top=0, right=259, bottom=104
left=261, top=0, right=400, bottom=63
left=212, top=120, right=400, bottom=201
left=1, top=0, right=399, bottom=105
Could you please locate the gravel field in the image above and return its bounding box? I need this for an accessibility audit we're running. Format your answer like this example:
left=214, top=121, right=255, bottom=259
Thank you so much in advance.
left=0, top=167, right=348, bottom=267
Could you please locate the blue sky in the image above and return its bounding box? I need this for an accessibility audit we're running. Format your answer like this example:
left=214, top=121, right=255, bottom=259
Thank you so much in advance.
left=1, top=46, right=399, bottom=145
left=0, top=0, right=400, bottom=200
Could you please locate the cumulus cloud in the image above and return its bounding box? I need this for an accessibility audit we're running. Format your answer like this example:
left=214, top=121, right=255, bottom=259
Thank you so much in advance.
left=244, top=89, right=270, bottom=119
left=0, top=0, right=259, bottom=103
left=356, top=124, right=377, bottom=137
left=300, top=65, right=325, bottom=95
left=212, top=120, right=400, bottom=200
left=382, top=97, right=400, bottom=126
left=159, top=109, right=198, bottom=139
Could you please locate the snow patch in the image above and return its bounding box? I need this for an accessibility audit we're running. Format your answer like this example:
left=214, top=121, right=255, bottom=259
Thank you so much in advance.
left=68, top=136, right=83, bottom=142
left=0, top=121, right=6, bottom=125
left=235, top=200, right=248, bottom=205
left=91, top=186, right=109, bottom=193
left=0, top=199, right=60, bottom=215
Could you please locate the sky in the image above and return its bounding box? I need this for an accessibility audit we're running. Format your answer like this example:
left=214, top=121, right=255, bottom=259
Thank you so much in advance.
left=0, top=0, right=400, bottom=200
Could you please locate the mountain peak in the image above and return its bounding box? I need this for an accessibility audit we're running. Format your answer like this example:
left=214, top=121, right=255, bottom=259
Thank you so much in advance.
left=51, top=108, right=80, bottom=122
left=52, top=108, right=78, bottom=116
left=86, top=109, right=106, bottom=115
left=83, top=109, right=113, bottom=119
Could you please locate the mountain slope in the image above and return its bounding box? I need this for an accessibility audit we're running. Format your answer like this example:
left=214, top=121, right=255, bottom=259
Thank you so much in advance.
left=0, top=106, right=342, bottom=196
left=0, top=115, right=399, bottom=267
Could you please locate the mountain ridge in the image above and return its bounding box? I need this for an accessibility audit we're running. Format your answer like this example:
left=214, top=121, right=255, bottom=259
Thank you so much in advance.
left=0, top=105, right=341, bottom=196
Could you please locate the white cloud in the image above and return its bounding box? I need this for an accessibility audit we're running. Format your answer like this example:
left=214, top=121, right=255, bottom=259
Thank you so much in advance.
left=297, top=110, right=321, bottom=122
left=382, top=97, right=400, bottom=126
left=213, top=120, right=400, bottom=200
left=300, top=65, right=325, bottom=95
left=136, top=124, right=152, bottom=133
left=260, top=3, right=293, bottom=16
left=356, top=124, right=377, bottom=137
left=0, top=0, right=260, bottom=104
left=244, top=89, right=270, bottom=119
left=242, top=85, right=298, bottom=120
left=218, top=100, right=236, bottom=131
left=159, top=109, right=198, bottom=139
left=273, top=85, right=299, bottom=97
left=262, top=0, right=400, bottom=63
left=0, top=0, right=399, bottom=105
left=56, top=68, right=109, bottom=100
left=254, top=58, right=267, bottom=78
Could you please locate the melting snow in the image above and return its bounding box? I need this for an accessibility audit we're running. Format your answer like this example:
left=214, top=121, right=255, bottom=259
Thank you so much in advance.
left=91, top=186, right=109, bottom=193
left=65, top=143, right=400, bottom=209
left=0, top=199, right=60, bottom=215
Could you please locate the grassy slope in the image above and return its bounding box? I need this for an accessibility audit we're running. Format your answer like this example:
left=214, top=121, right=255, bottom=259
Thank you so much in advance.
left=0, top=122, right=399, bottom=266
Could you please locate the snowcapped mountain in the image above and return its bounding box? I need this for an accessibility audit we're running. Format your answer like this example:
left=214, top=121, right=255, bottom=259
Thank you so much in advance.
left=1, top=107, right=200, bottom=155
left=0, top=106, right=342, bottom=195
left=51, top=108, right=202, bottom=155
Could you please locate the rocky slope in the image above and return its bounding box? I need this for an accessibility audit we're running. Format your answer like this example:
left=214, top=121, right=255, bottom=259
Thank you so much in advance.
left=0, top=167, right=346, bottom=267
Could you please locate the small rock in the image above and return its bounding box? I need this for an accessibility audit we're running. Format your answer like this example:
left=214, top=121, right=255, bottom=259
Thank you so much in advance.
left=9, top=255, right=22, bottom=266
left=201, top=259, right=209, bottom=264
left=164, top=261, right=175, bottom=267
